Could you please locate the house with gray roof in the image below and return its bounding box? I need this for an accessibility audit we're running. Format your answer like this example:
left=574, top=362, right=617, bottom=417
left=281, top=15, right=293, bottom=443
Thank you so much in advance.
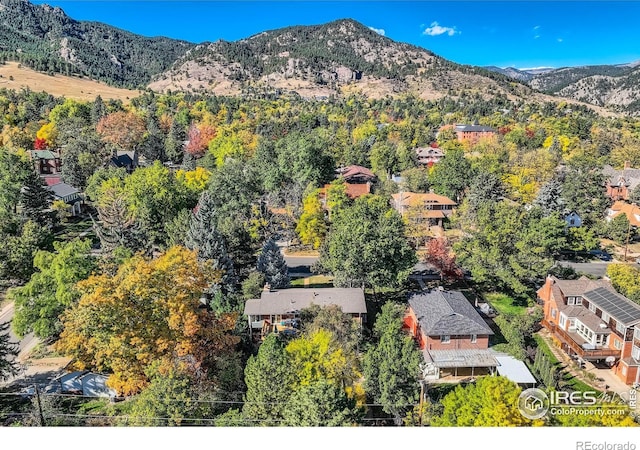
left=244, top=287, right=367, bottom=338
left=48, top=182, right=83, bottom=216
left=405, top=289, right=497, bottom=379
left=603, top=163, right=640, bottom=201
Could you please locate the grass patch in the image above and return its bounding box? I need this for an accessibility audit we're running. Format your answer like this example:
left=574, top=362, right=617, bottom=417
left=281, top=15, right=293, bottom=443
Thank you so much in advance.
left=290, top=275, right=334, bottom=288
left=484, top=292, right=528, bottom=316
left=533, top=335, right=560, bottom=364
left=562, top=374, right=601, bottom=394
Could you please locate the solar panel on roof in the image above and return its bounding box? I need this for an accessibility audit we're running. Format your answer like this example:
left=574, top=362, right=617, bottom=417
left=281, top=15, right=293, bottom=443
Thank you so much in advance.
left=584, top=287, right=640, bottom=326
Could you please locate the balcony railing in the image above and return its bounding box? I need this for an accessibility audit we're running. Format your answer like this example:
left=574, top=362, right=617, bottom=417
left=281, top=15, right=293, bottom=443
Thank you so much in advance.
left=547, top=323, right=620, bottom=360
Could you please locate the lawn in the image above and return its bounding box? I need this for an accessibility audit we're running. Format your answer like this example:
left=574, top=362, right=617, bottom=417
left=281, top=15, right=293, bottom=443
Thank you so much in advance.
left=290, top=275, right=334, bottom=288
left=54, top=217, right=96, bottom=243
left=484, top=292, right=528, bottom=316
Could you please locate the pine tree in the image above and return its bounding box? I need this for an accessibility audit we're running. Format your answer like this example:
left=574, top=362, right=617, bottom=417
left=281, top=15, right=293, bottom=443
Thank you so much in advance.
left=185, top=191, right=237, bottom=293
left=91, top=95, right=107, bottom=123
left=0, top=322, right=19, bottom=382
left=20, top=170, right=53, bottom=227
left=243, top=334, right=294, bottom=425
left=256, top=237, right=289, bottom=289
left=533, top=178, right=565, bottom=217
left=93, top=188, right=147, bottom=254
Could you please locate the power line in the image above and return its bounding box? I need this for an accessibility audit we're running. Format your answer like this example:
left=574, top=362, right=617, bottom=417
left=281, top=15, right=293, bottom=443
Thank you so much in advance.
left=0, top=391, right=420, bottom=408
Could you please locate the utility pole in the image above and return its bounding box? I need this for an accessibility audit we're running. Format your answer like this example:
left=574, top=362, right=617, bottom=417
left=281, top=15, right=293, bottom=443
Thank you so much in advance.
left=34, top=384, right=46, bottom=427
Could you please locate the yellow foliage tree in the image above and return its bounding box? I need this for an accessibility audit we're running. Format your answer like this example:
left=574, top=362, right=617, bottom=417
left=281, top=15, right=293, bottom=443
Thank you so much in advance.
left=296, top=189, right=327, bottom=249
left=35, top=122, right=58, bottom=148
left=55, top=246, right=239, bottom=396
left=175, top=167, right=211, bottom=193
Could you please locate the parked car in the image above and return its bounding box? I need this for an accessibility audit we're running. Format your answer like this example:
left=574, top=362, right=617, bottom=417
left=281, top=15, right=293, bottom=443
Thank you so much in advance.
left=588, top=249, right=612, bottom=261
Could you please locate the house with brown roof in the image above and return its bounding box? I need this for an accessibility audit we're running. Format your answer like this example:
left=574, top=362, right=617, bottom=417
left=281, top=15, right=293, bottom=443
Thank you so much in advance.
left=391, top=192, right=456, bottom=228
left=415, top=145, right=444, bottom=167
left=603, top=163, right=640, bottom=201
left=244, top=287, right=367, bottom=339
left=537, top=275, right=640, bottom=385
left=606, top=201, right=640, bottom=228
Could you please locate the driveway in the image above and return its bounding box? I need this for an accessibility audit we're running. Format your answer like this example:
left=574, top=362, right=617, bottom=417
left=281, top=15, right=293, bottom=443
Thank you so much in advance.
left=555, top=261, right=612, bottom=278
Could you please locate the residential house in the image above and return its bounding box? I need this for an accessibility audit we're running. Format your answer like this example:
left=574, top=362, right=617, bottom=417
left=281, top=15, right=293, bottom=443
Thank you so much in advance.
left=29, top=149, right=62, bottom=176
left=415, top=145, right=444, bottom=167
left=336, top=165, right=376, bottom=185
left=564, top=211, right=583, bottom=228
left=391, top=192, right=457, bottom=228
left=606, top=201, right=640, bottom=228
left=320, top=165, right=378, bottom=204
left=453, top=124, right=497, bottom=145
left=404, top=289, right=497, bottom=379
left=49, top=182, right=83, bottom=216
left=537, top=275, right=640, bottom=385
left=109, top=150, right=138, bottom=173
left=244, top=287, right=367, bottom=339
left=603, top=163, right=640, bottom=201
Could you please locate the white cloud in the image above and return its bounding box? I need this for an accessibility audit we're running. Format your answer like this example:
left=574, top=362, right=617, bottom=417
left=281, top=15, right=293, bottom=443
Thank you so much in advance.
left=534, top=35, right=540, bottom=39
left=368, top=26, right=385, bottom=36
left=557, top=38, right=563, bottom=43
left=423, top=22, right=460, bottom=37
left=533, top=25, right=541, bottom=30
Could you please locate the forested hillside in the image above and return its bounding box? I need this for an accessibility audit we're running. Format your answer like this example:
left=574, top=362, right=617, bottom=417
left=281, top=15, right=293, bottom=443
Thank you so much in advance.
left=0, top=0, right=194, bottom=88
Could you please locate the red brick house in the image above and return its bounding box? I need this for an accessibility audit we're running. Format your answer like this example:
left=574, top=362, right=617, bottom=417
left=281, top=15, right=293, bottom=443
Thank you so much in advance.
left=29, top=149, right=61, bottom=176
left=537, top=275, right=640, bottom=386
left=404, top=289, right=496, bottom=379
left=603, top=163, right=640, bottom=201
left=453, top=124, right=497, bottom=145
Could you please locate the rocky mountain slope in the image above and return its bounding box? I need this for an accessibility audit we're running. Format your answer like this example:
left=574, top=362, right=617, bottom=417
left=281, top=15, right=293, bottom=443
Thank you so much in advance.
left=148, top=18, right=535, bottom=102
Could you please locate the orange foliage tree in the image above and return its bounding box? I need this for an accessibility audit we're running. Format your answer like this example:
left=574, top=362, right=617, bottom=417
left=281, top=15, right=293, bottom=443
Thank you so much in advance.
left=96, top=111, right=146, bottom=151
left=55, top=246, right=240, bottom=396
left=185, top=123, right=216, bottom=157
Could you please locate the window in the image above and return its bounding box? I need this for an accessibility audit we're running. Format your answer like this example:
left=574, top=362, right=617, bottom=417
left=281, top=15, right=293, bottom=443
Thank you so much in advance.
left=569, top=319, right=576, bottom=330
left=568, top=297, right=575, bottom=306
left=551, top=308, right=557, bottom=319
left=575, top=297, right=582, bottom=306
left=471, top=334, right=477, bottom=343
left=559, top=315, right=566, bottom=328
left=589, top=303, right=596, bottom=313
left=632, top=345, right=640, bottom=361
left=441, top=335, right=450, bottom=344
left=602, top=312, right=610, bottom=323
left=614, top=339, right=623, bottom=350
left=616, top=322, right=626, bottom=336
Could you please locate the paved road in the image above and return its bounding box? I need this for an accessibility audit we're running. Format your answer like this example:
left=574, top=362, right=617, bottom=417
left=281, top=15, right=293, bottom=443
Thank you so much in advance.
left=283, top=255, right=320, bottom=273
left=0, top=302, right=37, bottom=361
left=554, top=260, right=640, bottom=278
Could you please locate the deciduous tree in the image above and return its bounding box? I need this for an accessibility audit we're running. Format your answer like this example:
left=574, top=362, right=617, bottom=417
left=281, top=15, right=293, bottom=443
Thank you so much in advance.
left=11, top=239, right=96, bottom=340
left=320, top=195, right=416, bottom=289
left=432, top=376, right=533, bottom=426
left=55, top=246, right=240, bottom=395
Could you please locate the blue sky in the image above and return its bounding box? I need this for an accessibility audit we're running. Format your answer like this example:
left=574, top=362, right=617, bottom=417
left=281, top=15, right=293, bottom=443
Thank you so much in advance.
left=32, top=1, right=640, bottom=69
